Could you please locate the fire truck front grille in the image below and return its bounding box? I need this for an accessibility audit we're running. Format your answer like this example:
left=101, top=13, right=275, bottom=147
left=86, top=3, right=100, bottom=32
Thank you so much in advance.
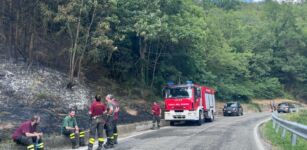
left=173, top=115, right=186, bottom=119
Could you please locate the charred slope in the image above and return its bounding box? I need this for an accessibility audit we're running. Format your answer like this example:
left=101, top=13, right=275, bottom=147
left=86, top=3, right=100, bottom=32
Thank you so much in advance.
left=0, top=60, right=91, bottom=140
left=0, top=60, right=154, bottom=141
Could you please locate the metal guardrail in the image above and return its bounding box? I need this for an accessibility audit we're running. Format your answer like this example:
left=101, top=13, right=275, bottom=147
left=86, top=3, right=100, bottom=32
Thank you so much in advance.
left=272, top=111, right=307, bottom=145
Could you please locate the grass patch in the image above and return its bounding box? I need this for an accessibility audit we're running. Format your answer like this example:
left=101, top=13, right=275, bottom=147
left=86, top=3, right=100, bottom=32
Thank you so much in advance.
left=262, top=120, right=307, bottom=150
left=35, top=91, right=53, bottom=100
left=246, top=102, right=262, bottom=112
left=282, top=110, right=307, bottom=125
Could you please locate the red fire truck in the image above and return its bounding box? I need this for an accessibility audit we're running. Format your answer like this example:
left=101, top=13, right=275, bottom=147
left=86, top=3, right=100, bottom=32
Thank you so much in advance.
left=163, top=81, right=216, bottom=125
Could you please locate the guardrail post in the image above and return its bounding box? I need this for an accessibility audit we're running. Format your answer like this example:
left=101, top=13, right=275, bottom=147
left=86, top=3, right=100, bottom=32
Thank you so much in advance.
left=275, top=124, right=280, bottom=133
left=291, top=134, right=297, bottom=146
left=281, top=128, right=286, bottom=139
left=273, top=120, right=276, bottom=129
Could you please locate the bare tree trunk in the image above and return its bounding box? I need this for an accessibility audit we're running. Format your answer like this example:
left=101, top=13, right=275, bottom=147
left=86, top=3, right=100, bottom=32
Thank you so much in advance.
left=77, top=0, right=97, bottom=80
left=146, top=40, right=153, bottom=85
left=150, top=43, right=163, bottom=88
left=69, top=0, right=83, bottom=84
left=28, top=26, right=34, bottom=64
left=15, top=8, right=19, bottom=60
left=139, top=36, right=147, bottom=84
left=9, top=0, right=14, bottom=59
left=0, top=0, right=5, bottom=43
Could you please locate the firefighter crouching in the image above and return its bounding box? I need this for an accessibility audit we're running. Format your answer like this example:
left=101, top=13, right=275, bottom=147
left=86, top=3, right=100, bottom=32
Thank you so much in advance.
left=112, top=97, right=120, bottom=144
left=12, top=115, right=44, bottom=150
left=104, top=94, right=115, bottom=149
left=151, top=101, right=161, bottom=129
left=88, top=95, right=106, bottom=150
left=62, top=109, right=86, bottom=149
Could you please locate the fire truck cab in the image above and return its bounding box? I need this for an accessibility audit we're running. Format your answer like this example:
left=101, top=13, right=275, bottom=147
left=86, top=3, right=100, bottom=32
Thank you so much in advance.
left=163, top=81, right=216, bottom=125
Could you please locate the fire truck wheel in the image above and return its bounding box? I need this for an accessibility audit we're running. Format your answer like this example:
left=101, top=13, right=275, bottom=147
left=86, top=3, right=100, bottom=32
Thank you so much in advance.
left=170, top=121, right=175, bottom=126
left=207, top=111, right=214, bottom=122
left=196, top=112, right=202, bottom=126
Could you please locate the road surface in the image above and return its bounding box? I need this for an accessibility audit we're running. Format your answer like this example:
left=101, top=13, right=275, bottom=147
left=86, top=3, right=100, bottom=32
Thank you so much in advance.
left=68, top=112, right=270, bottom=150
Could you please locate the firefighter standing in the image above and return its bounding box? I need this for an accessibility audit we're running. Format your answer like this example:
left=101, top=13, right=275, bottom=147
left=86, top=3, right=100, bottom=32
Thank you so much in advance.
left=12, top=115, right=44, bottom=150
left=112, top=97, right=120, bottom=144
left=61, top=109, right=86, bottom=149
left=88, top=95, right=106, bottom=150
left=151, top=101, right=161, bottom=129
left=104, top=94, right=115, bottom=149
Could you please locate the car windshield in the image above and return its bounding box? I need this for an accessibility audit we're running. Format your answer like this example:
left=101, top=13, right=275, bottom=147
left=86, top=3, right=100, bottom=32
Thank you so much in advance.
left=226, top=103, right=237, bottom=107
left=278, top=103, right=287, bottom=107
left=164, top=87, right=193, bottom=98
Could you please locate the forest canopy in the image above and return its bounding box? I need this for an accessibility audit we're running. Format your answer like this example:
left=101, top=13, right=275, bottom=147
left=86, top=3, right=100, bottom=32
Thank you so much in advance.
left=1, top=0, right=307, bottom=101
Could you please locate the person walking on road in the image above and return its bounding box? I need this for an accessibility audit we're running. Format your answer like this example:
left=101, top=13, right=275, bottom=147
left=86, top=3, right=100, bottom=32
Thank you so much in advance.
left=151, top=101, right=161, bottom=129
left=12, top=115, right=44, bottom=150
left=112, top=97, right=120, bottom=144
left=88, top=95, right=106, bottom=150
left=104, top=94, right=115, bottom=149
left=61, top=109, right=86, bottom=149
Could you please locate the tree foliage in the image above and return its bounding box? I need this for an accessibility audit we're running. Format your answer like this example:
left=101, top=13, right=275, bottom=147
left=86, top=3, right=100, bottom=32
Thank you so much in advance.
left=1, top=0, right=307, bottom=101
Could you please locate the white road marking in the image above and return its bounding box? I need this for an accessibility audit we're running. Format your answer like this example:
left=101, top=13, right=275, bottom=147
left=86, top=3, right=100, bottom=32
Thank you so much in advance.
left=254, top=117, right=271, bottom=150
left=119, top=126, right=172, bottom=141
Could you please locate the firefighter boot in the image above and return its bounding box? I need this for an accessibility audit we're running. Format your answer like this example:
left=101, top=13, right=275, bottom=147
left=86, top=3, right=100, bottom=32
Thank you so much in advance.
left=87, top=143, right=94, bottom=150
left=157, top=124, right=160, bottom=129
left=79, top=131, right=86, bottom=146
left=113, top=133, right=118, bottom=144
left=79, top=137, right=86, bottom=147
left=88, top=145, right=93, bottom=150
left=88, top=138, right=95, bottom=150
left=96, top=142, right=104, bottom=150
left=36, top=143, right=44, bottom=150
left=104, top=138, right=114, bottom=149
left=72, top=140, right=79, bottom=149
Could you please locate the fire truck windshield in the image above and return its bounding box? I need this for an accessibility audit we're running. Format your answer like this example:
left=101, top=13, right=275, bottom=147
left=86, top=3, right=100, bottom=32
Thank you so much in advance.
left=163, top=87, right=193, bottom=98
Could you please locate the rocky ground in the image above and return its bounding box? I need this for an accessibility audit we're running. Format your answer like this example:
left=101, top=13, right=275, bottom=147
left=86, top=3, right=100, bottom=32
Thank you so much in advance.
left=0, top=59, right=153, bottom=142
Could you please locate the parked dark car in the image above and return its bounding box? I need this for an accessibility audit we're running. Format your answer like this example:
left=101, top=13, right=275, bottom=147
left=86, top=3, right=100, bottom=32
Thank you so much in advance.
left=223, top=102, right=243, bottom=116
left=277, top=102, right=296, bottom=113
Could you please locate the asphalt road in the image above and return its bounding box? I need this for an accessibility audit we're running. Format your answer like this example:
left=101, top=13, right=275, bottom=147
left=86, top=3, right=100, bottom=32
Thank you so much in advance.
left=113, top=112, right=270, bottom=150
left=62, top=112, right=270, bottom=150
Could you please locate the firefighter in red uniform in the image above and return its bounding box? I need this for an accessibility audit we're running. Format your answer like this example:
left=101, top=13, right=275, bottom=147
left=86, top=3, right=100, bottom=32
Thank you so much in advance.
left=151, top=101, right=161, bottom=129
left=12, top=115, right=44, bottom=150
left=88, top=95, right=106, bottom=150
left=112, top=97, right=120, bottom=144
